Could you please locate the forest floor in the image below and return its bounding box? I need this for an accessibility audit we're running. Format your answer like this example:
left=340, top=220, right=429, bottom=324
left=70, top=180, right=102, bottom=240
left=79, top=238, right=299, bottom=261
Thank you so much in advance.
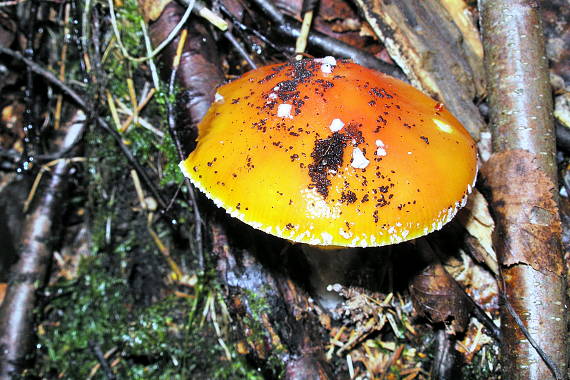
left=0, top=0, right=569, bottom=379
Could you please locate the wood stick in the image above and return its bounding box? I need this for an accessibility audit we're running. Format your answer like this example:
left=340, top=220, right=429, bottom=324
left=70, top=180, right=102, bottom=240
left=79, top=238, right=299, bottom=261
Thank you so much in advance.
left=0, top=111, right=86, bottom=378
left=479, top=1, right=568, bottom=378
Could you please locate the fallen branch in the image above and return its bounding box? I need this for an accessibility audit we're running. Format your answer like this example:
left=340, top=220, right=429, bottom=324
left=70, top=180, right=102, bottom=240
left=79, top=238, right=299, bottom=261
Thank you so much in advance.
left=0, top=111, right=86, bottom=378
left=479, top=0, right=568, bottom=378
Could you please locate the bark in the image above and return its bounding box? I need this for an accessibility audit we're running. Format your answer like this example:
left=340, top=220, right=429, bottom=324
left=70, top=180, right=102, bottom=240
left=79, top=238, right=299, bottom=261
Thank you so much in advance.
left=479, top=1, right=568, bottom=378
left=0, top=111, right=85, bottom=379
left=211, top=221, right=333, bottom=379
left=352, top=0, right=485, bottom=139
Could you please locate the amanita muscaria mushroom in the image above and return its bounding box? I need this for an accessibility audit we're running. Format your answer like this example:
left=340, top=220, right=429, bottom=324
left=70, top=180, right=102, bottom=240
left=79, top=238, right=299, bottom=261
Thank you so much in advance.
left=180, top=57, right=477, bottom=307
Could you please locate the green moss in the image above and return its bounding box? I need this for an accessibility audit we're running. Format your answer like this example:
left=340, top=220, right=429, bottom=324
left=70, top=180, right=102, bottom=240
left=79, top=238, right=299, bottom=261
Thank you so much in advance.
left=159, top=133, right=184, bottom=186
left=33, top=259, right=262, bottom=379
left=115, top=0, right=145, bottom=58
left=243, top=288, right=272, bottom=318
left=126, top=127, right=160, bottom=164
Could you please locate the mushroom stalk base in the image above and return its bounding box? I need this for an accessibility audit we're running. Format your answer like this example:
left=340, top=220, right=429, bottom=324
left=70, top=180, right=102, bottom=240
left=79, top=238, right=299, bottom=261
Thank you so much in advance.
left=301, top=245, right=358, bottom=313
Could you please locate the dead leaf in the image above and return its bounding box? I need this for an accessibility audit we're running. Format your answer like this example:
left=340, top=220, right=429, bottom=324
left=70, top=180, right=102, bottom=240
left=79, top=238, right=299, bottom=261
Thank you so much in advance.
left=455, top=318, right=494, bottom=363
left=409, top=263, right=471, bottom=334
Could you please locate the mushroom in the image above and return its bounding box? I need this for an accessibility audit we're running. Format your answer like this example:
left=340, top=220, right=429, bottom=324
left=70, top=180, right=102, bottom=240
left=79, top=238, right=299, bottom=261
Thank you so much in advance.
left=179, top=57, right=477, bottom=310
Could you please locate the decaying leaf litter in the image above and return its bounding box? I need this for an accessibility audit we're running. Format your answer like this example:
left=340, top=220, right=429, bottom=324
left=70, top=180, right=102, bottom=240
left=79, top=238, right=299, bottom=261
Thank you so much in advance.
left=0, top=0, right=569, bottom=378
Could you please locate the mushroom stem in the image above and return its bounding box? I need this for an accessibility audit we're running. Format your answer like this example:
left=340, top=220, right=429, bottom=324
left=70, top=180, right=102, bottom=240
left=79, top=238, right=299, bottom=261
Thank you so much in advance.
left=301, top=245, right=358, bottom=312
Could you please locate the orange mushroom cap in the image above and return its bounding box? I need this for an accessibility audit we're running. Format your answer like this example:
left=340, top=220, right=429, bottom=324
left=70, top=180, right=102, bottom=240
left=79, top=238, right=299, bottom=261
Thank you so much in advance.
left=180, top=58, right=477, bottom=247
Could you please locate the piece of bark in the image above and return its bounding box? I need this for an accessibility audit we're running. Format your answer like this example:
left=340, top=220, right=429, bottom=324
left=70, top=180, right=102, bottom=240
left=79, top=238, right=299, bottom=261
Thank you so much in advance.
left=482, top=152, right=563, bottom=273
left=479, top=0, right=568, bottom=378
left=457, top=189, right=498, bottom=274
left=0, top=111, right=86, bottom=378
left=352, top=0, right=485, bottom=139
left=438, top=0, right=485, bottom=97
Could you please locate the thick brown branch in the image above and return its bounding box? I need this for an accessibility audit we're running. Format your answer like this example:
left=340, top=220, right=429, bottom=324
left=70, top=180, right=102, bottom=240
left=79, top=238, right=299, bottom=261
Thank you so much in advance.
left=479, top=0, right=568, bottom=378
left=0, top=111, right=86, bottom=378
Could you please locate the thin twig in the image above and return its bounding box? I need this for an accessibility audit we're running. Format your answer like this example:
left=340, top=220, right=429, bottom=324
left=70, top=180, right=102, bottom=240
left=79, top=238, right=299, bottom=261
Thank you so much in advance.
left=499, top=277, right=566, bottom=380
left=219, top=6, right=286, bottom=58
left=295, top=0, right=319, bottom=58
left=295, top=10, right=313, bottom=58
left=141, top=20, right=161, bottom=90
left=23, top=157, right=86, bottom=213
left=187, top=0, right=228, bottom=30
left=163, top=181, right=184, bottom=215
left=166, top=29, right=204, bottom=270
left=88, top=341, right=116, bottom=380
left=223, top=31, right=257, bottom=69
left=108, top=0, right=196, bottom=62
left=114, top=99, right=160, bottom=134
